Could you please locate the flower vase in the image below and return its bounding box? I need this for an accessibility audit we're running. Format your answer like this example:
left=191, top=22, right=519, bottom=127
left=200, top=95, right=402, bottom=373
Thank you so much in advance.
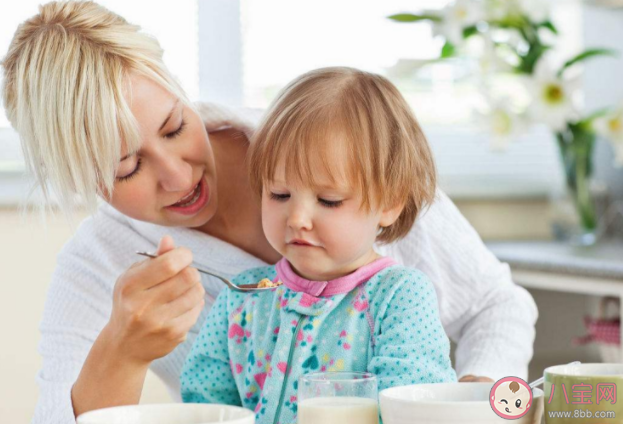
left=550, top=125, right=600, bottom=246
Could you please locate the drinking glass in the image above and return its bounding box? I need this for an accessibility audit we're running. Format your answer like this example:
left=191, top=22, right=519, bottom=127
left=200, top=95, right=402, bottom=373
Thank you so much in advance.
left=298, top=372, right=379, bottom=424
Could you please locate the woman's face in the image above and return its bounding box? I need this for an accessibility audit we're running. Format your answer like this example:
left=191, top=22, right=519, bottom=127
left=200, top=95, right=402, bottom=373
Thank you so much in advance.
left=108, top=74, right=218, bottom=228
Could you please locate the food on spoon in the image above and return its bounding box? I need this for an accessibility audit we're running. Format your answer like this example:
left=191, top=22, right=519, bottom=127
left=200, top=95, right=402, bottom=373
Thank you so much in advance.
left=257, top=278, right=282, bottom=288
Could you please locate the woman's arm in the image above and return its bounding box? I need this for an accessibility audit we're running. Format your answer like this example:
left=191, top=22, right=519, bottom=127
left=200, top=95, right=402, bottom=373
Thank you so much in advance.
left=33, top=234, right=205, bottom=423
left=380, top=190, right=538, bottom=381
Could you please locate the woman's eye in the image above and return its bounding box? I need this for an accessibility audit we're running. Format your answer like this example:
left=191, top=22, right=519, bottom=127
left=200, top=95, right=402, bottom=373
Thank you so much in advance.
left=515, top=399, right=521, bottom=408
left=319, top=198, right=343, bottom=208
left=116, top=158, right=142, bottom=182
left=270, top=192, right=290, bottom=201
left=164, top=119, right=186, bottom=139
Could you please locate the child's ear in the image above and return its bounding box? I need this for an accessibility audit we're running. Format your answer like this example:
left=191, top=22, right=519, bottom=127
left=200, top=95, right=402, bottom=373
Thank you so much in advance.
left=379, top=203, right=404, bottom=228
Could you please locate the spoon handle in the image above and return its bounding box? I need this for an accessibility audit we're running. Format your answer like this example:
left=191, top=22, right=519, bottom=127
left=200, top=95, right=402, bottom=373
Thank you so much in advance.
left=135, top=251, right=261, bottom=292
left=529, top=361, right=581, bottom=389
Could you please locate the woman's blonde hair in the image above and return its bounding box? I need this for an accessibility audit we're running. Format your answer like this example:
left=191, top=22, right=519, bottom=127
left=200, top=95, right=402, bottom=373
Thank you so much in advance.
left=249, top=67, right=437, bottom=244
left=1, top=1, right=188, bottom=213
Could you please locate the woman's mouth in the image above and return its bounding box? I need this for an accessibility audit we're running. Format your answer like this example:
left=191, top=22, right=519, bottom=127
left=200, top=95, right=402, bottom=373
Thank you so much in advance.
left=166, top=175, right=209, bottom=215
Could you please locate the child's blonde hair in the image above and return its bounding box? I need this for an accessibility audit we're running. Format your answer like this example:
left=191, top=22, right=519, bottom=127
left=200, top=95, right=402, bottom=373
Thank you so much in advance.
left=249, top=67, right=437, bottom=243
left=1, top=1, right=188, bottom=214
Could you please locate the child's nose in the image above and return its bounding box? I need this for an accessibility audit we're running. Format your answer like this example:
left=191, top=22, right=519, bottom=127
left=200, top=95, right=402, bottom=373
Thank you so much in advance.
left=287, top=203, right=313, bottom=231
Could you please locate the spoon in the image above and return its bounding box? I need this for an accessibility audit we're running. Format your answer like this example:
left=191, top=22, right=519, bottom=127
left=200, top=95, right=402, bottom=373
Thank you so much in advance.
left=136, top=251, right=276, bottom=293
left=529, top=361, right=581, bottom=389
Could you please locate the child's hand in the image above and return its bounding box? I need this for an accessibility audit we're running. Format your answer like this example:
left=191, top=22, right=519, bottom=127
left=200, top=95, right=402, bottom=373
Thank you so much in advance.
left=459, top=375, right=494, bottom=383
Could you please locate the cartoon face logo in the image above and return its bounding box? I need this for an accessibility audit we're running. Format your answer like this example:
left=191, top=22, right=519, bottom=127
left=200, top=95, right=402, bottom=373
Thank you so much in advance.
left=490, top=377, right=533, bottom=419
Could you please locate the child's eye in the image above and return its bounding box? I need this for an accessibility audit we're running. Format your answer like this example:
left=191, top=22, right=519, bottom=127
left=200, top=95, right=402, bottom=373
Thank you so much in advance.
left=319, top=198, right=343, bottom=208
left=270, top=192, right=290, bottom=201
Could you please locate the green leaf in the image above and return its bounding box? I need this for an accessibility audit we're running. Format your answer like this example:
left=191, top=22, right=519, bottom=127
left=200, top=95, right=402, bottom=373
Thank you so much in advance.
left=577, top=107, right=612, bottom=129
left=558, top=48, right=618, bottom=77
left=463, top=25, right=479, bottom=39
left=387, top=13, right=442, bottom=23
left=441, top=41, right=456, bottom=58
left=516, top=44, right=551, bottom=74
left=490, top=15, right=527, bottom=31
left=538, top=21, right=558, bottom=34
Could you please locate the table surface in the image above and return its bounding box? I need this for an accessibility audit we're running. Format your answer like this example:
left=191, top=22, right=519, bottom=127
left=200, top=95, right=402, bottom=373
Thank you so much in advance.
left=486, top=240, right=623, bottom=281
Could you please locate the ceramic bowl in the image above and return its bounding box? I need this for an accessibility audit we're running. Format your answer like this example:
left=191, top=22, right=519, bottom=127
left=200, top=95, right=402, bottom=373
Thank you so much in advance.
left=380, top=382, right=543, bottom=424
left=76, top=403, right=255, bottom=424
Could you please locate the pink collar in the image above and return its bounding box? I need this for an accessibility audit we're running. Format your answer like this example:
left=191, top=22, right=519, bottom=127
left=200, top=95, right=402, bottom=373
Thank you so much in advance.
left=275, top=257, right=397, bottom=297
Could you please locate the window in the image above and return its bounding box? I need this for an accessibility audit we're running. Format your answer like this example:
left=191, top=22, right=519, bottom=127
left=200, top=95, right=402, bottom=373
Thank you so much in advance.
left=200, top=0, right=587, bottom=198
left=1, top=0, right=584, bottom=203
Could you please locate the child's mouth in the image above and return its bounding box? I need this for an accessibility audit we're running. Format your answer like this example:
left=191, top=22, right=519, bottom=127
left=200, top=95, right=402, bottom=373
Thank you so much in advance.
left=289, top=239, right=315, bottom=247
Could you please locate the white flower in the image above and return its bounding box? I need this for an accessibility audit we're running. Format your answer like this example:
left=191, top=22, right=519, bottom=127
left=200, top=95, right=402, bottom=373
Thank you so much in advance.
left=517, top=0, right=550, bottom=23
left=594, top=107, right=623, bottom=167
left=484, top=0, right=515, bottom=21
left=484, top=0, right=549, bottom=23
left=477, top=34, right=514, bottom=75
left=526, top=59, right=579, bottom=132
left=433, top=0, right=484, bottom=46
left=479, top=99, right=527, bottom=150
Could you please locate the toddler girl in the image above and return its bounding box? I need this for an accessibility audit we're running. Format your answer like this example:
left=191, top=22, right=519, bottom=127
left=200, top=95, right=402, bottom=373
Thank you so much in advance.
left=180, top=67, right=457, bottom=423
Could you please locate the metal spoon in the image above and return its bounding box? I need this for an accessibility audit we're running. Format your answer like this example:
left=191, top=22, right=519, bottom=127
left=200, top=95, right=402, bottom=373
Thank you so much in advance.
left=136, top=251, right=275, bottom=293
left=529, top=361, right=581, bottom=389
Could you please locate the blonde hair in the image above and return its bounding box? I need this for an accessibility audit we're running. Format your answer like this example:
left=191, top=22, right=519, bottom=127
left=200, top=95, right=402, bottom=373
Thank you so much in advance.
left=1, top=1, right=188, bottom=214
left=249, top=67, right=437, bottom=243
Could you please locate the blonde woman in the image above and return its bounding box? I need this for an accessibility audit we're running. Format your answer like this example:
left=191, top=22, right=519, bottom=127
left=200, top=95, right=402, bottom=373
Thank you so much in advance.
left=1, top=2, right=537, bottom=423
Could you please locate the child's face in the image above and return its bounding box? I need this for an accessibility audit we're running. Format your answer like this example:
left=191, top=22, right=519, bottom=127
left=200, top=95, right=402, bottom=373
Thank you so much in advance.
left=262, top=159, right=395, bottom=281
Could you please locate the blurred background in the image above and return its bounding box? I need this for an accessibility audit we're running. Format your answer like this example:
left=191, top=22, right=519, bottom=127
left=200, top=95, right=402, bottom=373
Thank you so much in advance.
left=1, top=0, right=623, bottom=422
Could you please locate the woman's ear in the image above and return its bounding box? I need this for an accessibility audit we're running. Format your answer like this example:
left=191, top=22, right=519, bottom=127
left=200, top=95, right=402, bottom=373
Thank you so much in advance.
left=379, top=203, right=404, bottom=228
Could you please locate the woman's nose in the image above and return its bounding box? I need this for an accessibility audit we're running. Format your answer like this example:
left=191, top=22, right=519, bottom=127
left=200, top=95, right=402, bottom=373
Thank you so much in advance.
left=287, top=202, right=313, bottom=231
left=156, top=155, right=193, bottom=192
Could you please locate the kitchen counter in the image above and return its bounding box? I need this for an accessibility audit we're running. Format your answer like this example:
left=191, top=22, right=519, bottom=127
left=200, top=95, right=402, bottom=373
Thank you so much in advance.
left=487, top=240, right=623, bottom=362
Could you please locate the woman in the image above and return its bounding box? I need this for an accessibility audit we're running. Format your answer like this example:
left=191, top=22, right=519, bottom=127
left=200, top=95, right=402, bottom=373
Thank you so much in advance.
left=1, top=2, right=537, bottom=423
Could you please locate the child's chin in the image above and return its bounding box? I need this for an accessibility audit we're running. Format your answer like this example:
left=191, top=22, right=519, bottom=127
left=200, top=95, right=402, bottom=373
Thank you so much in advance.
left=291, top=260, right=329, bottom=281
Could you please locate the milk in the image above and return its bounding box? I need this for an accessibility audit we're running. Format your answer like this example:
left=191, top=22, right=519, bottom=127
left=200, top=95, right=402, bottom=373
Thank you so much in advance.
left=297, top=397, right=379, bottom=424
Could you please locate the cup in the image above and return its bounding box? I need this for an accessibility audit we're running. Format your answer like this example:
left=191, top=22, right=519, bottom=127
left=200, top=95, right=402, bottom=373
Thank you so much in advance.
left=544, top=363, right=623, bottom=423
left=76, top=403, right=255, bottom=424
left=297, top=372, right=379, bottom=424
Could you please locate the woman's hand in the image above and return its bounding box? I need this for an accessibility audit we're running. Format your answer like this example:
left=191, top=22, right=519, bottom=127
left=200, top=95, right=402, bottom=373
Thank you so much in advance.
left=71, top=235, right=205, bottom=417
left=104, top=235, right=205, bottom=364
left=459, top=375, right=495, bottom=383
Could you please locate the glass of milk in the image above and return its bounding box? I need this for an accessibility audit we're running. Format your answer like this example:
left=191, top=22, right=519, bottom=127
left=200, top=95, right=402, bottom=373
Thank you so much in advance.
left=297, top=372, right=379, bottom=424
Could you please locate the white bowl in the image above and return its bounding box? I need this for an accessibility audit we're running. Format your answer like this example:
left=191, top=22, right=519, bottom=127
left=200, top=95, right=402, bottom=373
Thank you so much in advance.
left=76, top=403, right=255, bottom=424
left=380, top=382, right=543, bottom=424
